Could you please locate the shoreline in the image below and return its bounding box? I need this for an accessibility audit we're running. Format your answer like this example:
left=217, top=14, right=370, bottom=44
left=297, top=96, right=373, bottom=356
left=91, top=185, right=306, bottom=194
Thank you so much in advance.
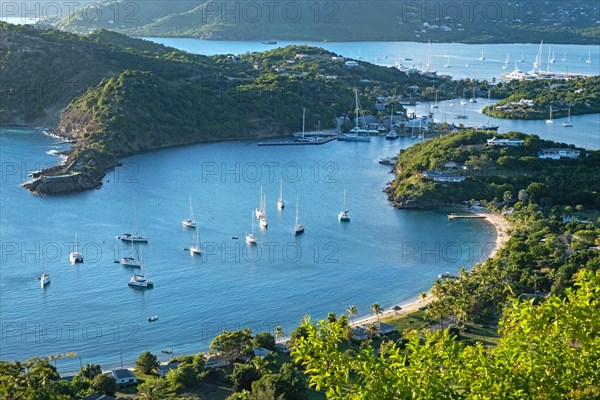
left=345, top=208, right=510, bottom=327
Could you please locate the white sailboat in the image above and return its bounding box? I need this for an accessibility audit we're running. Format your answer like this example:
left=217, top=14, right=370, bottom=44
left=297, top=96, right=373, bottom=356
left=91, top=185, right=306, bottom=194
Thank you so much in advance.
left=386, top=106, right=398, bottom=140
left=430, top=92, right=439, bottom=109
left=294, top=196, right=304, bottom=235
left=465, top=57, right=469, bottom=68
left=40, top=256, right=50, bottom=288
left=69, top=233, right=83, bottom=264
left=121, top=238, right=142, bottom=267
left=469, top=87, right=477, bottom=103
left=246, top=211, right=257, bottom=244
left=586, top=52, right=591, bottom=64
left=550, top=49, right=555, bottom=64
left=182, top=195, right=196, bottom=228
left=117, top=205, right=148, bottom=242
left=277, top=178, right=285, bottom=210
left=255, top=187, right=265, bottom=219
left=259, top=191, right=268, bottom=229
left=479, top=50, right=485, bottom=61
left=444, top=55, right=451, bottom=68
left=562, top=108, right=573, bottom=127
left=189, top=229, right=201, bottom=255
left=128, top=248, right=153, bottom=288
left=502, top=53, right=510, bottom=69
left=338, top=190, right=350, bottom=222
left=348, top=89, right=378, bottom=136
left=561, top=52, right=567, bottom=62
left=518, top=52, right=524, bottom=63
left=455, top=101, right=468, bottom=119
left=546, top=106, right=554, bottom=124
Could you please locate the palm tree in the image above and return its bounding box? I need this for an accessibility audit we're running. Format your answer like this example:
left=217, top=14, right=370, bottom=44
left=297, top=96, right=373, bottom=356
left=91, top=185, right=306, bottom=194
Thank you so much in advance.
left=251, top=356, right=270, bottom=376
left=326, top=312, right=337, bottom=323
left=347, top=305, right=358, bottom=324
left=337, top=315, right=352, bottom=347
left=371, top=303, right=383, bottom=323
left=420, top=291, right=427, bottom=304
left=274, top=325, right=283, bottom=341
left=365, top=322, right=379, bottom=340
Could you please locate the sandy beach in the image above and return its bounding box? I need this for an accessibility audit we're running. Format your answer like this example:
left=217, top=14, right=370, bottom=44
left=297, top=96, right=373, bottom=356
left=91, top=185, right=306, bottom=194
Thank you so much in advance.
left=347, top=209, right=511, bottom=327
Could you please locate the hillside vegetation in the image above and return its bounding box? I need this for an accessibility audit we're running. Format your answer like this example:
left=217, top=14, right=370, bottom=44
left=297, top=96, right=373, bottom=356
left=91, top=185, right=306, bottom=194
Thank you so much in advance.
left=48, top=0, right=600, bottom=44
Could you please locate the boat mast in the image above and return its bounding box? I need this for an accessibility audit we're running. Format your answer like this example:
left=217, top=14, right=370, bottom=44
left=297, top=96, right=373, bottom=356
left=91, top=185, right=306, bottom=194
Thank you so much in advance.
left=302, top=107, right=305, bottom=139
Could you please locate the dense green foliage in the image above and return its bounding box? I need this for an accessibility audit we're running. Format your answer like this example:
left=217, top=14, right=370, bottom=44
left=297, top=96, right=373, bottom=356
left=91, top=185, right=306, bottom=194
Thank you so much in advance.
left=134, top=351, right=159, bottom=375
left=483, top=76, right=600, bottom=119
left=293, top=269, right=600, bottom=399
left=210, top=328, right=254, bottom=365
left=52, top=1, right=600, bottom=44
left=389, top=131, right=600, bottom=209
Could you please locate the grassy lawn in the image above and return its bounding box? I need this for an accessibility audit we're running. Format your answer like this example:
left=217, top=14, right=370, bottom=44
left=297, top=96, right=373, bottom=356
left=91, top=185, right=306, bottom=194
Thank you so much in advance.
left=381, top=309, right=430, bottom=334
left=460, top=324, right=500, bottom=347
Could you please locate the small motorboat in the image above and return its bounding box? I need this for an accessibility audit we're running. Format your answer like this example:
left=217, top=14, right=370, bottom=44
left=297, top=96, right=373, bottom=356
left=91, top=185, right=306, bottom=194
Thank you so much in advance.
left=148, top=315, right=158, bottom=322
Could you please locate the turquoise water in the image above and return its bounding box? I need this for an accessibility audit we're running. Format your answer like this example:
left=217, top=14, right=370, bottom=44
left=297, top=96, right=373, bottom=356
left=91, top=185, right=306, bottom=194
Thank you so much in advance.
left=1, top=38, right=598, bottom=374
left=1, top=127, right=495, bottom=373
left=145, top=38, right=600, bottom=81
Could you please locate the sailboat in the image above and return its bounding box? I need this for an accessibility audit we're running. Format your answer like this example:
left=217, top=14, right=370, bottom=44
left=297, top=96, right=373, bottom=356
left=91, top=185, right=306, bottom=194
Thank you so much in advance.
left=246, top=211, right=257, bottom=244
left=255, top=187, right=265, bottom=219
left=189, top=228, right=201, bottom=255
left=561, top=52, right=567, bottom=62
left=386, top=106, right=398, bottom=140
left=121, top=238, right=142, bottom=267
left=69, top=234, right=83, bottom=264
left=479, top=50, right=485, bottom=61
left=502, top=53, right=510, bottom=69
left=518, top=52, right=524, bottom=63
left=465, top=57, right=469, bottom=68
left=182, top=195, right=196, bottom=228
left=128, top=248, right=153, bottom=288
left=562, top=108, right=573, bottom=127
left=469, top=87, right=477, bottom=103
left=347, top=89, right=377, bottom=137
left=40, top=256, right=50, bottom=288
left=444, top=55, right=451, bottom=68
left=117, top=205, right=148, bottom=242
left=550, top=49, right=555, bottom=64
left=338, top=191, right=350, bottom=222
left=455, top=101, right=468, bottom=119
left=546, top=106, right=554, bottom=124
left=430, top=92, right=439, bottom=109
left=277, top=178, right=285, bottom=209
left=259, top=191, right=268, bottom=229
left=294, top=197, right=304, bottom=235
left=586, top=52, right=591, bottom=64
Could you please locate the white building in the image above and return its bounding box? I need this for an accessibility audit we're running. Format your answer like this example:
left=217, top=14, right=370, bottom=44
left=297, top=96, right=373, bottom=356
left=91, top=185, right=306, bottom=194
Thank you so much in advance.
left=344, top=60, right=359, bottom=68
left=538, top=148, right=581, bottom=159
left=156, top=362, right=180, bottom=378
left=108, top=369, right=137, bottom=385
left=486, top=137, right=524, bottom=147
left=422, top=170, right=466, bottom=182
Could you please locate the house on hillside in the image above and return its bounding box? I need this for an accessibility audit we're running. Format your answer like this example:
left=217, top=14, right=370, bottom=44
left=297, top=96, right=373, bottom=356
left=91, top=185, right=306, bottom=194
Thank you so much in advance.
left=108, top=369, right=137, bottom=385
left=486, top=137, right=524, bottom=147
left=538, top=148, right=580, bottom=159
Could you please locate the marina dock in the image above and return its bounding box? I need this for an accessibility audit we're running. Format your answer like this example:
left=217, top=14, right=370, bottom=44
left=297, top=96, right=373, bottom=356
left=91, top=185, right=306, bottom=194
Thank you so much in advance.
left=257, top=136, right=339, bottom=146
left=448, top=214, right=486, bottom=220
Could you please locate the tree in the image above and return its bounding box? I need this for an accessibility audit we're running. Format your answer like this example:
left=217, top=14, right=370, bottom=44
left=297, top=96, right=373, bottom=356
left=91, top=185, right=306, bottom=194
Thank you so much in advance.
left=364, top=322, right=379, bottom=340
left=419, top=291, right=427, bottom=303
left=92, top=374, right=116, bottom=397
left=292, top=270, right=600, bottom=399
left=135, top=351, right=159, bottom=375
left=326, top=312, right=337, bottom=323
left=77, top=363, right=102, bottom=381
left=370, top=303, right=383, bottom=322
left=347, top=305, right=358, bottom=324
left=137, top=377, right=172, bottom=399
left=230, top=364, right=261, bottom=392
left=210, top=328, right=253, bottom=365
left=191, top=352, right=205, bottom=374
left=274, top=326, right=284, bottom=341
left=166, top=362, right=197, bottom=389
left=253, top=332, right=276, bottom=350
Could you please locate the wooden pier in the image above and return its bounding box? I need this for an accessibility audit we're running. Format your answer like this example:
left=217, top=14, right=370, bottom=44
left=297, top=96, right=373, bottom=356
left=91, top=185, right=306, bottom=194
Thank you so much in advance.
left=257, top=136, right=339, bottom=146
left=447, top=214, right=486, bottom=220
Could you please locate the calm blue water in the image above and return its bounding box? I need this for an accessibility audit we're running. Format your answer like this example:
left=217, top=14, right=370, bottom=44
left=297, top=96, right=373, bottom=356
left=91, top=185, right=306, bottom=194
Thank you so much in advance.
left=1, top=39, right=598, bottom=374
left=145, top=38, right=600, bottom=81
left=1, top=127, right=495, bottom=373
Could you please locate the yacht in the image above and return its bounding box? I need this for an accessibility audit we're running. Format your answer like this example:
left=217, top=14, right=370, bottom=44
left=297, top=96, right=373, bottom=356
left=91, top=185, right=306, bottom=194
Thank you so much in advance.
left=478, top=50, right=485, bottom=61
left=128, top=249, right=153, bottom=289
left=294, top=197, right=304, bottom=235
left=189, top=229, right=202, bottom=255
left=255, top=187, right=265, bottom=219
left=277, top=177, right=285, bottom=210
left=246, top=211, right=257, bottom=244
left=338, top=190, right=350, bottom=222
left=385, top=106, right=398, bottom=139
left=348, top=89, right=379, bottom=136
left=117, top=233, right=148, bottom=242
left=379, top=155, right=398, bottom=165
left=121, top=239, right=142, bottom=267
left=338, top=133, right=371, bottom=142
left=562, top=108, right=573, bottom=127
left=546, top=106, right=554, bottom=124
left=182, top=195, right=196, bottom=228
left=69, top=234, right=83, bottom=264
left=40, top=257, right=50, bottom=288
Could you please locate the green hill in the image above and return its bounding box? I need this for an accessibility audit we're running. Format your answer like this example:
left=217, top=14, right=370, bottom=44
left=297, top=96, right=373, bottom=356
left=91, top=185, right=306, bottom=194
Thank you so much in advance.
left=0, top=23, right=446, bottom=194
left=46, top=0, right=600, bottom=44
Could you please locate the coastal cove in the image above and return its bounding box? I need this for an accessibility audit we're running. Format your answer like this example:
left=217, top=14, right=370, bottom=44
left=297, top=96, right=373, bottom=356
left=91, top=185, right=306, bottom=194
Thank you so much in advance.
left=1, top=127, right=497, bottom=374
